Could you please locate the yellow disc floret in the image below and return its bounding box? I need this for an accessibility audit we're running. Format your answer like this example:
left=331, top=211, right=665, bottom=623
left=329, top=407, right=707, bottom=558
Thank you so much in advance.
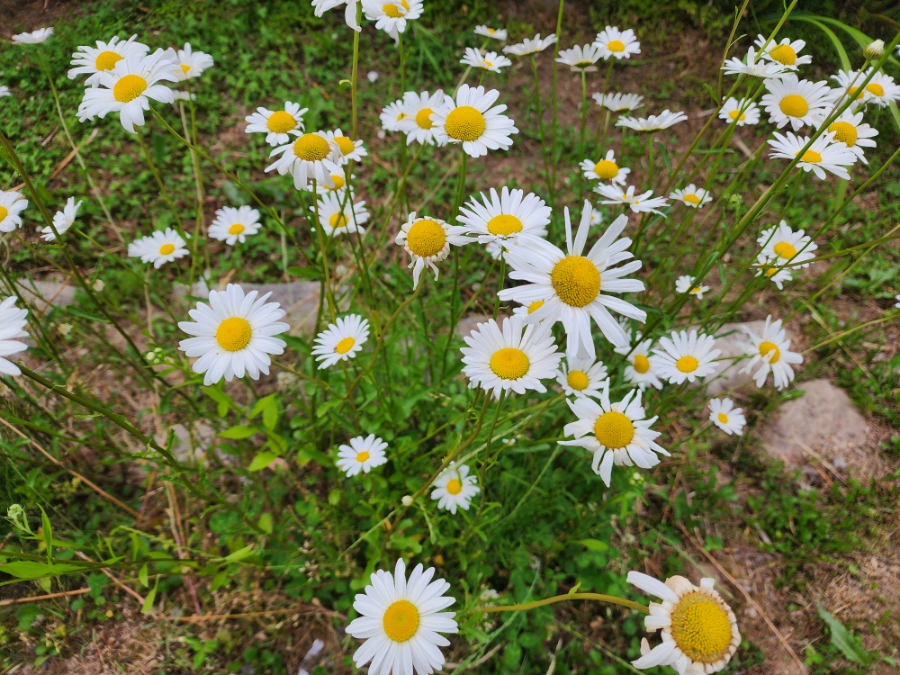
left=330, top=174, right=346, bottom=190
left=607, top=39, right=626, bottom=52
left=0, top=206, right=8, bottom=223
left=682, top=193, right=701, bottom=205
left=490, top=347, right=530, bottom=380
left=266, top=110, right=296, bottom=134
left=773, top=241, right=797, bottom=259
left=406, top=219, right=446, bottom=258
left=113, top=74, right=148, bottom=103
left=593, top=159, right=619, bottom=180
left=415, top=107, right=435, bottom=129
left=216, top=317, right=253, bottom=352
left=769, top=44, right=797, bottom=66
left=382, top=0, right=409, bottom=18
left=487, top=214, right=523, bottom=236
left=444, top=105, right=487, bottom=142
left=676, top=355, right=699, bottom=373
left=779, top=94, right=808, bottom=118
left=446, top=478, right=462, bottom=495
left=828, top=121, right=857, bottom=146
left=567, top=370, right=589, bottom=391
left=593, top=411, right=634, bottom=449
left=717, top=412, right=729, bottom=424
left=293, top=133, right=330, bottom=161
left=632, top=354, right=650, bottom=374
left=95, top=50, right=123, bottom=71
left=329, top=213, right=348, bottom=229
left=727, top=110, right=747, bottom=122
left=382, top=600, right=420, bottom=643
left=335, top=336, right=356, bottom=354
left=670, top=592, right=734, bottom=664
left=228, top=224, right=245, bottom=235
left=159, top=243, right=176, bottom=256
left=356, top=451, right=370, bottom=463
left=800, top=149, right=822, bottom=163
left=334, top=136, right=355, bottom=156
left=865, top=82, right=884, bottom=97
left=527, top=300, right=545, bottom=314
left=551, top=256, right=601, bottom=307
left=759, top=340, right=780, bottom=363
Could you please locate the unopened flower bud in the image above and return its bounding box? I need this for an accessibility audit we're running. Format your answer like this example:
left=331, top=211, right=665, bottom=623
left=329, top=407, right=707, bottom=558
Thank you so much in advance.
left=401, top=495, right=412, bottom=506
left=864, top=40, right=884, bottom=59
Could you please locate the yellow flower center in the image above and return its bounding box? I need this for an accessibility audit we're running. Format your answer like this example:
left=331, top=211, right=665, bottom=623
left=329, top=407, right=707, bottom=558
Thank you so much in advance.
left=769, top=44, right=797, bottom=66
left=670, top=592, right=734, bottom=664
left=593, top=159, right=619, bottom=180
left=799, top=149, right=822, bottom=163
left=682, top=193, right=702, bottom=205
left=356, top=451, right=370, bottom=463
left=335, top=336, right=356, bottom=354
left=607, top=39, right=626, bottom=52
left=179, top=63, right=191, bottom=74
left=334, top=136, right=355, bottom=156
left=759, top=340, right=780, bottom=363
left=527, top=300, right=545, bottom=314
left=266, top=110, right=296, bottom=134
left=779, top=94, right=808, bottom=118
left=593, top=411, right=634, bottom=449
left=293, top=133, right=330, bottom=161
left=215, top=317, right=252, bottom=352
left=483, top=59, right=494, bottom=68
left=632, top=354, right=650, bottom=374
left=330, top=174, right=346, bottom=190
left=551, top=256, right=601, bottom=308
left=382, top=0, right=409, bottom=18
left=228, top=223, right=245, bottom=235
left=446, top=478, right=463, bottom=495
left=95, top=50, right=123, bottom=71
left=396, top=112, right=408, bottom=121
left=0, top=206, right=8, bottom=222
left=159, top=243, right=176, bottom=255
left=329, top=212, right=348, bottom=229
left=727, top=109, right=747, bottom=122
left=490, top=347, right=530, bottom=380
left=444, top=105, right=486, bottom=142
left=676, top=355, right=699, bottom=373
left=773, top=241, right=797, bottom=259
left=828, top=121, right=857, bottom=146
left=717, top=412, right=729, bottom=424
left=113, top=74, right=148, bottom=103
left=406, top=219, right=446, bottom=258
left=487, top=214, right=523, bottom=236
left=567, top=370, right=589, bottom=391
left=382, top=600, right=420, bottom=643
left=415, top=107, right=434, bottom=129
left=865, top=82, right=884, bottom=97
left=487, top=28, right=496, bottom=34
left=691, top=287, right=702, bottom=294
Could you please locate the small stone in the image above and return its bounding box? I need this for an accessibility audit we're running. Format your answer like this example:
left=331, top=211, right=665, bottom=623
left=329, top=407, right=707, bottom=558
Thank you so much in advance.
left=17, top=279, right=76, bottom=309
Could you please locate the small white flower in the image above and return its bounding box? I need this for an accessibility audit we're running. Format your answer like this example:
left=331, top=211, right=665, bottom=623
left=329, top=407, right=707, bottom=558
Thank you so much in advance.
left=675, top=275, right=710, bottom=300
left=380, top=98, right=409, bottom=132
left=719, top=97, right=760, bottom=126
left=0, top=190, right=28, bottom=233
left=503, top=33, right=557, bottom=57
left=362, top=0, right=423, bottom=40
left=312, top=314, right=370, bottom=369
left=474, top=25, right=507, bottom=41
left=128, top=228, right=189, bottom=268
left=431, top=463, right=480, bottom=513
left=557, top=354, right=608, bottom=399
left=399, top=90, right=448, bottom=146
left=818, top=109, right=877, bottom=164
left=367, top=71, right=379, bottom=82
left=165, top=43, right=214, bottom=80
left=457, top=186, right=551, bottom=252
left=41, top=197, right=82, bottom=242
left=709, top=398, right=746, bottom=435
left=761, top=74, right=834, bottom=131
left=12, top=28, right=54, bottom=44
left=594, top=26, right=640, bottom=60
left=460, top=48, right=511, bottom=73
left=556, top=43, right=603, bottom=70
left=593, top=92, right=644, bottom=112
left=312, top=0, right=361, bottom=32
left=209, top=205, right=262, bottom=245
left=768, top=130, right=856, bottom=181
left=244, top=101, right=308, bottom=146
left=312, top=189, right=369, bottom=237
left=266, top=131, right=342, bottom=190
left=336, top=435, right=388, bottom=476
left=754, top=35, right=812, bottom=68
left=758, top=220, right=817, bottom=269
left=0, top=86, right=10, bottom=98
left=0, top=296, right=29, bottom=377
left=859, top=71, right=900, bottom=107
left=740, top=315, right=802, bottom=390
left=431, top=84, right=518, bottom=158
left=721, top=46, right=789, bottom=78
left=396, top=212, right=471, bottom=288
left=616, top=110, right=687, bottom=132
left=68, top=35, right=150, bottom=86
left=652, top=329, right=721, bottom=384
left=670, top=185, right=712, bottom=208
left=595, top=184, right=669, bottom=216
left=755, top=253, right=794, bottom=290
left=615, top=338, right=663, bottom=390
left=320, top=129, right=367, bottom=165
left=580, top=149, right=630, bottom=186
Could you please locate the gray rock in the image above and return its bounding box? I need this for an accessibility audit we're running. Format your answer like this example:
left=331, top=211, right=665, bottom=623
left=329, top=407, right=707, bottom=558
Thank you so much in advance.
left=17, top=279, right=76, bottom=310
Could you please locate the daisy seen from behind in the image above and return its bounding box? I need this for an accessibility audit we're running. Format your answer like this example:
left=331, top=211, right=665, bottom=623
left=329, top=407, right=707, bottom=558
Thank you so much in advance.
left=760, top=74, right=833, bottom=131
left=128, top=228, right=189, bottom=268
left=719, top=97, right=760, bottom=126
left=431, top=463, right=480, bottom=514
left=821, top=109, right=877, bottom=163
left=652, top=329, right=720, bottom=385
left=399, top=90, right=448, bottom=146
left=594, top=92, right=644, bottom=112
left=68, top=35, right=149, bottom=86
left=41, top=197, right=82, bottom=242
left=336, top=435, right=388, bottom=477
left=474, top=25, right=506, bottom=41
left=556, top=43, right=603, bottom=70
left=670, top=185, right=712, bottom=208
left=266, top=131, right=341, bottom=190
left=209, top=205, right=262, bottom=246
left=312, top=314, right=370, bottom=369
left=0, top=296, right=29, bottom=377
left=312, top=189, right=369, bottom=237
left=615, top=338, right=663, bottom=390
left=740, top=315, right=802, bottom=390
left=557, top=354, right=608, bottom=400
left=675, top=275, right=710, bottom=300
left=457, top=186, right=551, bottom=252
left=0, top=190, right=28, bottom=233
left=395, top=212, right=470, bottom=288
left=12, top=28, right=54, bottom=44
left=595, top=184, right=669, bottom=216
left=594, top=26, right=640, bottom=60
left=709, top=398, right=746, bottom=436
left=768, top=131, right=856, bottom=180
left=166, top=42, right=214, bottom=80
left=431, top=84, right=518, bottom=158
left=460, top=48, right=511, bottom=73
left=503, top=33, right=557, bottom=57
left=244, top=101, right=308, bottom=146
left=616, top=110, right=687, bottom=132
left=754, top=34, right=812, bottom=68
left=580, top=149, right=630, bottom=186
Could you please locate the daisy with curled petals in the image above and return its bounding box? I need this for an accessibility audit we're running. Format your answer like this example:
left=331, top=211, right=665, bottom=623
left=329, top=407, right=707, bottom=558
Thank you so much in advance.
left=312, top=189, right=369, bottom=237
left=209, top=205, right=262, bottom=246
left=68, top=35, right=149, bottom=87
left=0, top=190, right=28, bottom=233
left=128, top=228, right=189, bottom=268
left=0, top=86, right=10, bottom=98
left=166, top=43, right=214, bottom=80
left=652, top=329, right=720, bottom=385
left=593, top=92, right=644, bottom=112
left=616, top=110, right=688, bottom=132
left=362, top=0, right=423, bottom=41
left=627, top=571, right=740, bottom=675
left=594, top=26, right=640, bottom=60
left=244, top=101, right=308, bottom=146
left=709, top=398, right=746, bottom=436
left=312, top=314, right=370, bottom=369
left=754, top=253, right=794, bottom=290
left=12, top=28, right=54, bottom=44
left=431, top=463, right=480, bottom=514
left=556, top=44, right=603, bottom=71
left=431, top=84, right=518, bottom=158
left=399, top=90, right=448, bottom=146
left=670, top=185, right=712, bottom=209
left=41, top=197, right=82, bottom=242
left=557, top=354, right=608, bottom=399
left=580, top=149, right=630, bottom=186
left=0, top=296, right=29, bottom=377
left=77, top=50, right=177, bottom=134
left=266, top=131, right=341, bottom=189
left=396, top=212, right=470, bottom=288
left=474, top=25, right=507, bottom=41
left=460, top=316, right=561, bottom=399
left=498, top=202, right=646, bottom=356
left=503, top=33, right=557, bottom=57
left=615, top=338, right=663, bottom=390
left=336, top=435, right=388, bottom=477
left=312, top=0, right=361, bottom=32
left=718, top=97, right=759, bottom=126
left=595, top=184, right=669, bottom=216
left=740, top=315, right=802, bottom=390
left=457, top=186, right=550, bottom=251
left=754, top=34, right=812, bottom=68
left=345, top=558, right=458, bottom=675
left=859, top=70, right=900, bottom=107
left=380, top=98, right=409, bottom=132
left=761, top=74, right=833, bottom=131
left=820, top=110, right=877, bottom=164
left=721, top=46, right=787, bottom=79
left=460, top=48, right=511, bottom=73
left=321, top=129, right=367, bottom=165
left=675, top=275, right=710, bottom=300
left=178, top=284, right=289, bottom=386
left=768, top=131, right=856, bottom=180
left=758, top=220, right=817, bottom=270
left=559, top=383, right=668, bottom=487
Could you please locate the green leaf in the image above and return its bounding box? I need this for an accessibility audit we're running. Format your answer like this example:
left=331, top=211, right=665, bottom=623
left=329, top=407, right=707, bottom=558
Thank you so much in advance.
left=250, top=394, right=276, bottom=420
left=248, top=451, right=278, bottom=472
left=0, top=561, right=86, bottom=580
left=39, top=507, right=53, bottom=563
left=138, top=563, right=149, bottom=588
left=141, top=582, right=157, bottom=614
left=220, top=425, right=259, bottom=440
left=210, top=567, right=229, bottom=591
left=262, top=401, right=278, bottom=431
left=790, top=17, right=851, bottom=71
left=316, top=398, right=343, bottom=418
left=288, top=266, right=322, bottom=280
left=579, top=538, right=609, bottom=552
left=221, top=545, right=256, bottom=563
left=257, top=513, right=273, bottom=534
left=817, top=603, right=871, bottom=665
left=203, top=386, right=237, bottom=418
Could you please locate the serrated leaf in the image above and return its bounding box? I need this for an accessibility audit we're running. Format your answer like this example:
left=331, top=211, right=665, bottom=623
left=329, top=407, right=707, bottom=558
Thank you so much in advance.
left=817, top=603, right=870, bottom=665
left=248, top=451, right=278, bottom=472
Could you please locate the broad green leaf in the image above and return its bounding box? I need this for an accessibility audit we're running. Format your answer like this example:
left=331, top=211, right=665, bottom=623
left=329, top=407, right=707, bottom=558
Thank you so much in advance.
left=579, top=538, right=609, bottom=552
left=221, top=545, right=256, bottom=563
left=257, top=513, right=273, bottom=534
left=250, top=394, right=277, bottom=420
left=316, top=398, right=343, bottom=418
left=248, top=451, right=278, bottom=472
left=817, top=603, right=870, bottom=665
left=262, top=401, right=278, bottom=431
left=220, top=425, right=259, bottom=440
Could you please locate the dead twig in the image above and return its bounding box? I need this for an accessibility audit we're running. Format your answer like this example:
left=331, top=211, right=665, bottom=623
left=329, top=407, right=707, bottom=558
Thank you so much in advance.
left=0, top=587, right=90, bottom=606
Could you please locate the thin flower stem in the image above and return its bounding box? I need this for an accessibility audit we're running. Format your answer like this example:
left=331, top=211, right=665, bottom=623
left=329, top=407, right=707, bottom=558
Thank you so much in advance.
left=351, top=3, right=362, bottom=140
left=134, top=125, right=180, bottom=224
left=310, top=181, right=338, bottom=321
left=481, top=592, right=649, bottom=615
left=549, top=0, right=564, bottom=206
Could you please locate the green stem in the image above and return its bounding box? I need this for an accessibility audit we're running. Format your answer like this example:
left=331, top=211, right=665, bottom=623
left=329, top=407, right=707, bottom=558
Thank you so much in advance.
left=351, top=2, right=362, bottom=140
left=481, top=592, right=649, bottom=615
left=134, top=125, right=180, bottom=224
left=549, top=0, right=564, bottom=206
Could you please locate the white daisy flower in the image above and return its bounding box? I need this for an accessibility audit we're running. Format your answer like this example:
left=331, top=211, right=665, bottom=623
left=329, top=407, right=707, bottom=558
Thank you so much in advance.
left=627, top=571, right=740, bottom=675
left=739, top=315, right=802, bottom=390
left=12, top=28, right=54, bottom=44
left=431, top=84, right=518, bottom=158
left=595, top=184, right=669, bottom=216
left=709, top=398, right=746, bottom=435
left=502, top=33, right=557, bottom=57
left=312, top=189, right=369, bottom=237
left=754, top=253, right=794, bottom=290
left=0, top=296, right=29, bottom=377
left=758, top=220, right=817, bottom=269
left=431, top=463, right=480, bottom=514
left=399, top=90, right=448, bottom=146
left=171, top=91, right=195, bottom=103
left=593, top=92, right=644, bottom=112
left=41, top=197, right=81, bottom=242
left=0, top=190, right=28, bottom=233
left=380, top=98, right=409, bottom=132
left=675, top=275, right=710, bottom=300
left=244, top=101, right=308, bottom=146
left=512, top=299, right=549, bottom=319
left=754, top=35, right=812, bottom=68
left=615, top=338, right=663, bottom=390
left=830, top=69, right=873, bottom=107
left=858, top=70, right=900, bottom=107
left=178, top=284, right=289, bottom=386
left=670, top=185, right=712, bottom=208
left=345, top=558, right=458, bottom=675
left=498, top=202, right=646, bottom=357
left=460, top=316, right=561, bottom=399
left=209, top=205, right=262, bottom=245
left=460, top=48, right=511, bottom=73
left=594, top=26, right=641, bottom=60
left=559, top=383, right=668, bottom=487
left=556, top=43, right=603, bottom=70
left=395, top=212, right=471, bottom=288
left=457, top=186, right=551, bottom=251
left=128, top=228, right=189, bottom=268
left=165, top=43, right=214, bottom=80
left=616, top=110, right=688, bottom=132
left=760, top=74, right=834, bottom=131
left=721, top=46, right=789, bottom=79
left=68, top=35, right=150, bottom=87
left=819, top=109, right=877, bottom=164
left=718, top=97, right=760, bottom=126
left=266, top=131, right=342, bottom=190
left=767, top=131, right=856, bottom=180
left=76, top=50, right=177, bottom=134
left=312, top=314, right=370, bottom=369
left=557, top=354, right=608, bottom=399
left=320, top=129, right=367, bottom=165
left=652, top=329, right=721, bottom=384
left=362, top=0, right=423, bottom=40
left=580, top=149, right=630, bottom=186
left=336, top=434, right=388, bottom=477
left=474, top=25, right=507, bottom=41
left=311, top=0, right=361, bottom=32
left=895, top=294, right=900, bottom=309
left=0, top=86, right=10, bottom=98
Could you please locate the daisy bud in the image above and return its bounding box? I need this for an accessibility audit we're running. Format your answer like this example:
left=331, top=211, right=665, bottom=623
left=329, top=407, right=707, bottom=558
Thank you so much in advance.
left=864, top=40, right=884, bottom=59
left=401, top=495, right=413, bottom=506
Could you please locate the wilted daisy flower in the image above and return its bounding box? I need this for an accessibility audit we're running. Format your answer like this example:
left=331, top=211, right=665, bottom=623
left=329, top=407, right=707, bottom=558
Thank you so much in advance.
left=0, top=190, right=28, bottom=233
left=336, top=434, right=388, bottom=477
left=627, top=571, right=740, bottom=675
left=431, top=84, right=518, bottom=158
left=499, top=203, right=645, bottom=356
left=859, top=70, right=900, bottom=107
left=41, top=197, right=82, bottom=242
left=616, top=110, right=688, bottom=132
left=460, top=48, right=511, bottom=73
left=362, top=0, right=423, bottom=40
left=755, top=253, right=794, bottom=290
left=652, top=329, right=720, bottom=385
left=312, top=189, right=369, bottom=236
left=820, top=109, right=877, bottom=164
left=740, top=315, right=802, bottom=390
left=709, top=398, right=746, bottom=435
left=457, top=187, right=550, bottom=251
left=178, top=284, right=289, bottom=386
left=754, top=35, right=812, bottom=68
left=431, top=463, right=480, bottom=514
left=12, top=28, right=54, bottom=44
left=209, top=205, right=262, bottom=245
left=670, top=185, right=712, bottom=209
left=593, top=92, right=644, bottom=112
left=474, top=25, right=507, bottom=41
left=719, top=97, right=760, bottom=126
left=768, top=131, right=856, bottom=180
left=266, top=131, right=341, bottom=189
left=244, top=101, right=308, bottom=146
left=68, top=35, right=149, bottom=86
left=758, top=220, right=817, bottom=270
left=556, top=43, right=603, bottom=70
left=165, top=43, right=214, bottom=80
left=312, top=314, right=370, bottom=369
left=380, top=98, right=409, bottom=131
left=560, top=383, right=668, bottom=487
left=399, top=90, right=448, bottom=146
left=396, top=212, right=470, bottom=288
left=721, top=46, right=788, bottom=78
left=615, top=338, right=663, bottom=390
left=128, top=228, right=189, bottom=268
left=675, top=275, right=710, bottom=300
left=594, top=26, right=640, bottom=60
left=0, top=86, right=10, bottom=98
left=761, top=74, right=833, bottom=131
left=77, top=50, right=177, bottom=133
left=595, top=184, right=669, bottom=216
left=502, top=33, right=557, bottom=56
left=460, top=316, right=561, bottom=398
left=580, top=150, right=630, bottom=186
left=312, top=0, right=361, bottom=32
left=0, top=296, right=29, bottom=377
left=346, top=559, right=458, bottom=675
left=557, top=354, right=608, bottom=399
